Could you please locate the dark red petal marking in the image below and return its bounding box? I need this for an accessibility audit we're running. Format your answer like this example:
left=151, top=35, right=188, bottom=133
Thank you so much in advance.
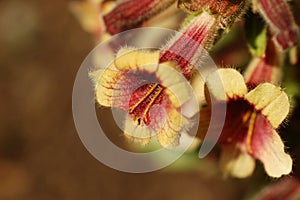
left=129, top=83, right=165, bottom=125
left=109, top=72, right=151, bottom=110
left=211, top=98, right=272, bottom=154
left=250, top=113, right=275, bottom=156
left=218, top=99, right=254, bottom=144
left=103, top=0, right=175, bottom=34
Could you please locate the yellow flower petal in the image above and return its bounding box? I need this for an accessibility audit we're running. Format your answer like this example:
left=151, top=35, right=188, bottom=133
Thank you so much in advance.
left=245, top=83, right=282, bottom=109
left=165, top=83, right=191, bottom=108
left=136, top=51, right=160, bottom=71
left=115, top=48, right=159, bottom=72
left=155, top=62, right=181, bottom=88
left=262, top=93, right=289, bottom=128
left=220, top=144, right=256, bottom=178
left=245, top=83, right=289, bottom=128
left=177, top=132, right=201, bottom=152
left=206, top=68, right=247, bottom=101
left=123, top=116, right=152, bottom=145
left=90, top=67, right=123, bottom=107
left=157, top=63, right=191, bottom=108
left=190, top=72, right=206, bottom=105
left=156, top=108, right=187, bottom=148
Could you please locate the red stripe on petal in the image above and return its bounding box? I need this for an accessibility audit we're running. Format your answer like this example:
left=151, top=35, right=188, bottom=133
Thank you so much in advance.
left=129, top=83, right=166, bottom=125
left=258, top=0, right=299, bottom=50
left=159, top=12, right=218, bottom=79
left=245, top=38, right=280, bottom=86
left=246, top=58, right=273, bottom=86
left=103, top=0, right=175, bottom=34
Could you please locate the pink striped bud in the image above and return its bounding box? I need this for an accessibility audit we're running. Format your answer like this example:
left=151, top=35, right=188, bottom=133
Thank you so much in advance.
left=159, top=12, right=218, bottom=79
left=103, top=0, right=175, bottom=35
left=244, top=38, right=283, bottom=87
left=257, top=0, right=300, bottom=50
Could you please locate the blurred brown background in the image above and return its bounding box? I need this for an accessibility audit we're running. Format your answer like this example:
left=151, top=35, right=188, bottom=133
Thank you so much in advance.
left=1, top=0, right=297, bottom=199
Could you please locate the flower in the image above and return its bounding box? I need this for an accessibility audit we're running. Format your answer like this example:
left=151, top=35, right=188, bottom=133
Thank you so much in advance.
left=103, top=0, right=176, bottom=35
left=244, top=36, right=283, bottom=86
left=160, top=11, right=219, bottom=79
left=199, top=68, right=292, bottom=178
left=89, top=11, right=222, bottom=148
left=256, top=0, right=299, bottom=50
left=72, top=0, right=248, bottom=41
left=69, top=0, right=115, bottom=41
left=88, top=8, right=251, bottom=149
left=90, top=48, right=195, bottom=148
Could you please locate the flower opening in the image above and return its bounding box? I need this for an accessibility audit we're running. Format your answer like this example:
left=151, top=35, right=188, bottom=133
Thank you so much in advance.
left=90, top=48, right=195, bottom=148
left=199, top=68, right=292, bottom=178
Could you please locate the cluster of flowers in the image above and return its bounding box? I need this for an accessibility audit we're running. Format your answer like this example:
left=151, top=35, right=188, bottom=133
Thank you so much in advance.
left=71, top=0, right=299, bottom=178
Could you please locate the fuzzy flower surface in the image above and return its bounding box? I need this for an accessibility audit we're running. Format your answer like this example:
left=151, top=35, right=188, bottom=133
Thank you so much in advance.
left=199, top=68, right=292, bottom=178
left=103, top=0, right=176, bottom=35
left=90, top=48, right=196, bottom=148
left=256, top=0, right=299, bottom=50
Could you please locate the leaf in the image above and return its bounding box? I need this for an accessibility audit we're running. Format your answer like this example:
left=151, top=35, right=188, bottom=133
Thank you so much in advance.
left=245, top=12, right=267, bottom=57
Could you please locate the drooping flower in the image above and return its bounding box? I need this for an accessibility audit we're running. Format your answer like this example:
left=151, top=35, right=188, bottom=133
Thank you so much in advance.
left=90, top=8, right=252, bottom=148
left=72, top=0, right=249, bottom=40
left=90, top=48, right=195, bottom=148
left=255, top=0, right=300, bottom=50
left=159, top=11, right=219, bottom=79
left=89, top=10, right=223, bottom=149
left=103, top=0, right=177, bottom=35
left=199, top=68, right=292, bottom=178
left=244, top=36, right=283, bottom=87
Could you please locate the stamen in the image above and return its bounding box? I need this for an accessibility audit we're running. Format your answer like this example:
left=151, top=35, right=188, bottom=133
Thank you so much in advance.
left=142, top=84, right=163, bottom=124
left=129, top=83, right=159, bottom=113
left=246, top=112, right=257, bottom=154
left=129, top=83, right=164, bottom=125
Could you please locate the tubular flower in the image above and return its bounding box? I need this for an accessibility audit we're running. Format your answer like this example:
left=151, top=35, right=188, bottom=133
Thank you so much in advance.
left=199, top=68, right=292, bottom=178
left=103, top=0, right=176, bottom=35
left=69, top=0, right=115, bottom=41
left=160, top=11, right=219, bottom=79
left=244, top=37, right=283, bottom=87
left=90, top=48, right=196, bottom=148
left=89, top=11, right=229, bottom=149
left=256, top=0, right=300, bottom=50
left=158, top=11, right=222, bottom=105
